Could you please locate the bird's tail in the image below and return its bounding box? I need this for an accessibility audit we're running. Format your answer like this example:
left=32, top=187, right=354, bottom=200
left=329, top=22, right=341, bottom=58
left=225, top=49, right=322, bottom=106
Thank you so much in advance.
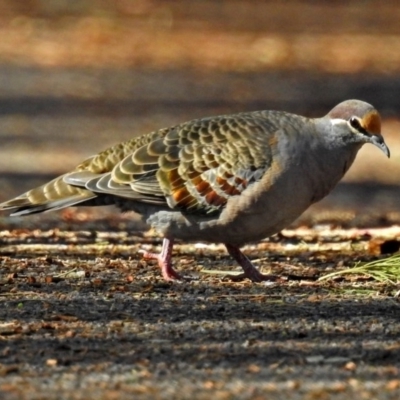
left=0, top=175, right=96, bottom=216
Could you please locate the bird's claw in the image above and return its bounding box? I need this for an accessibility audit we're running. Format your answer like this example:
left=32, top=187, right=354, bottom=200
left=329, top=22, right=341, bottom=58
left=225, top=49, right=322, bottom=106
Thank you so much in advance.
left=139, top=248, right=183, bottom=281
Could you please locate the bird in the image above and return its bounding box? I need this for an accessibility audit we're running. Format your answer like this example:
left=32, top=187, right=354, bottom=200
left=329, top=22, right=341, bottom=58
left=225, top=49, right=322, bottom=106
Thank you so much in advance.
left=0, top=99, right=390, bottom=282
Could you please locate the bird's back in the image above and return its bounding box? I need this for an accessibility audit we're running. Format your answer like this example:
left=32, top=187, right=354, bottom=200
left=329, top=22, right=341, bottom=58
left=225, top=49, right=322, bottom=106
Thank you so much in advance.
left=0, top=109, right=315, bottom=219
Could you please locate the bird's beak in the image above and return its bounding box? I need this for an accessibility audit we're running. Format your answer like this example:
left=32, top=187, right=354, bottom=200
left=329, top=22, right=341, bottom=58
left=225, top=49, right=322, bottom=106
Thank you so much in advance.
left=370, top=135, right=390, bottom=158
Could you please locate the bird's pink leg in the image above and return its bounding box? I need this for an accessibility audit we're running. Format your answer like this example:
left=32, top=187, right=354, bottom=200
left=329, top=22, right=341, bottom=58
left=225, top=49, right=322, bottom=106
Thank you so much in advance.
left=140, top=238, right=182, bottom=281
left=225, top=244, right=279, bottom=282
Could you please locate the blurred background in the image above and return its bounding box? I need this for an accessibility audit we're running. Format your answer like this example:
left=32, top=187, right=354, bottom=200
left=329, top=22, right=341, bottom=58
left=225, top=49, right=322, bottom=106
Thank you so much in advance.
left=0, top=0, right=400, bottom=229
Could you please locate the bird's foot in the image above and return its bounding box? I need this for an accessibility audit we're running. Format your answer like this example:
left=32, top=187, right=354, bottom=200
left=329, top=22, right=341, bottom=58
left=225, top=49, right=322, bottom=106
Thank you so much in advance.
left=140, top=250, right=182, bottom=281
left=139, top=238, right=183, bottom=281
left=225, top=243, right=280, bottom=283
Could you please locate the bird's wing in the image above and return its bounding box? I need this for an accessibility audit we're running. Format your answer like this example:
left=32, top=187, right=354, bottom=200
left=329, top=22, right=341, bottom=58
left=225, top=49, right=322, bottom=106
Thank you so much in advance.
left=68, top=111, right=281, bottom=215
left=0, top=111, right=286, bottom=216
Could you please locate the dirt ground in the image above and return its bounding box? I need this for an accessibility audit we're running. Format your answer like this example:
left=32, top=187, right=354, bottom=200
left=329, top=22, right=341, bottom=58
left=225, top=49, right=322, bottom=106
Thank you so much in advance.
left=2, top=223, right=400, bottom=400
left=1, top=1, right=400, bottom=399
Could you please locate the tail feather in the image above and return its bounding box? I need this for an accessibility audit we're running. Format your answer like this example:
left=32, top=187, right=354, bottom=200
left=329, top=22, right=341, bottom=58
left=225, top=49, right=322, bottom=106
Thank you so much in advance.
left=0, top=132, right=170, bottom=217
left=0, top=175, right=97, bottom=216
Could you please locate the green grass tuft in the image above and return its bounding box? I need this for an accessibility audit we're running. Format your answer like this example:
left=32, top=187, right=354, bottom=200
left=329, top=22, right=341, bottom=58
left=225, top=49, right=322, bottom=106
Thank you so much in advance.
left=319, top=254, right=400, bottom=284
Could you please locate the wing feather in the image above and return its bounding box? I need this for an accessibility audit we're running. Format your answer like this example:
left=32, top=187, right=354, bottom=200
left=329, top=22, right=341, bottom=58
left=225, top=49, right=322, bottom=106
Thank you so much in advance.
left=0, top=110, right=284, bottom=216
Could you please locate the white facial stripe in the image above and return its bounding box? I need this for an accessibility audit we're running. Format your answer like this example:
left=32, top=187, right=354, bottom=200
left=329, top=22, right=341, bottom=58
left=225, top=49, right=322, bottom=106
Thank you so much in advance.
left=330, top=118, right=347, bottom=126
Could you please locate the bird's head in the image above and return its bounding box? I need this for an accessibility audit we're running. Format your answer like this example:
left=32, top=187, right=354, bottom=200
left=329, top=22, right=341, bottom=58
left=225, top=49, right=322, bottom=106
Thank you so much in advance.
left=327, top=99, right=390, bottom=158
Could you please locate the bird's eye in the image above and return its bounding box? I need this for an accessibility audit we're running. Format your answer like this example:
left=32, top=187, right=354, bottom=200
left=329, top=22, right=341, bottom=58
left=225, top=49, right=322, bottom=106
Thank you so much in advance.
left=349, top=117, right=361, bottom=130
left=349, top=116, right=369, bottom=135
